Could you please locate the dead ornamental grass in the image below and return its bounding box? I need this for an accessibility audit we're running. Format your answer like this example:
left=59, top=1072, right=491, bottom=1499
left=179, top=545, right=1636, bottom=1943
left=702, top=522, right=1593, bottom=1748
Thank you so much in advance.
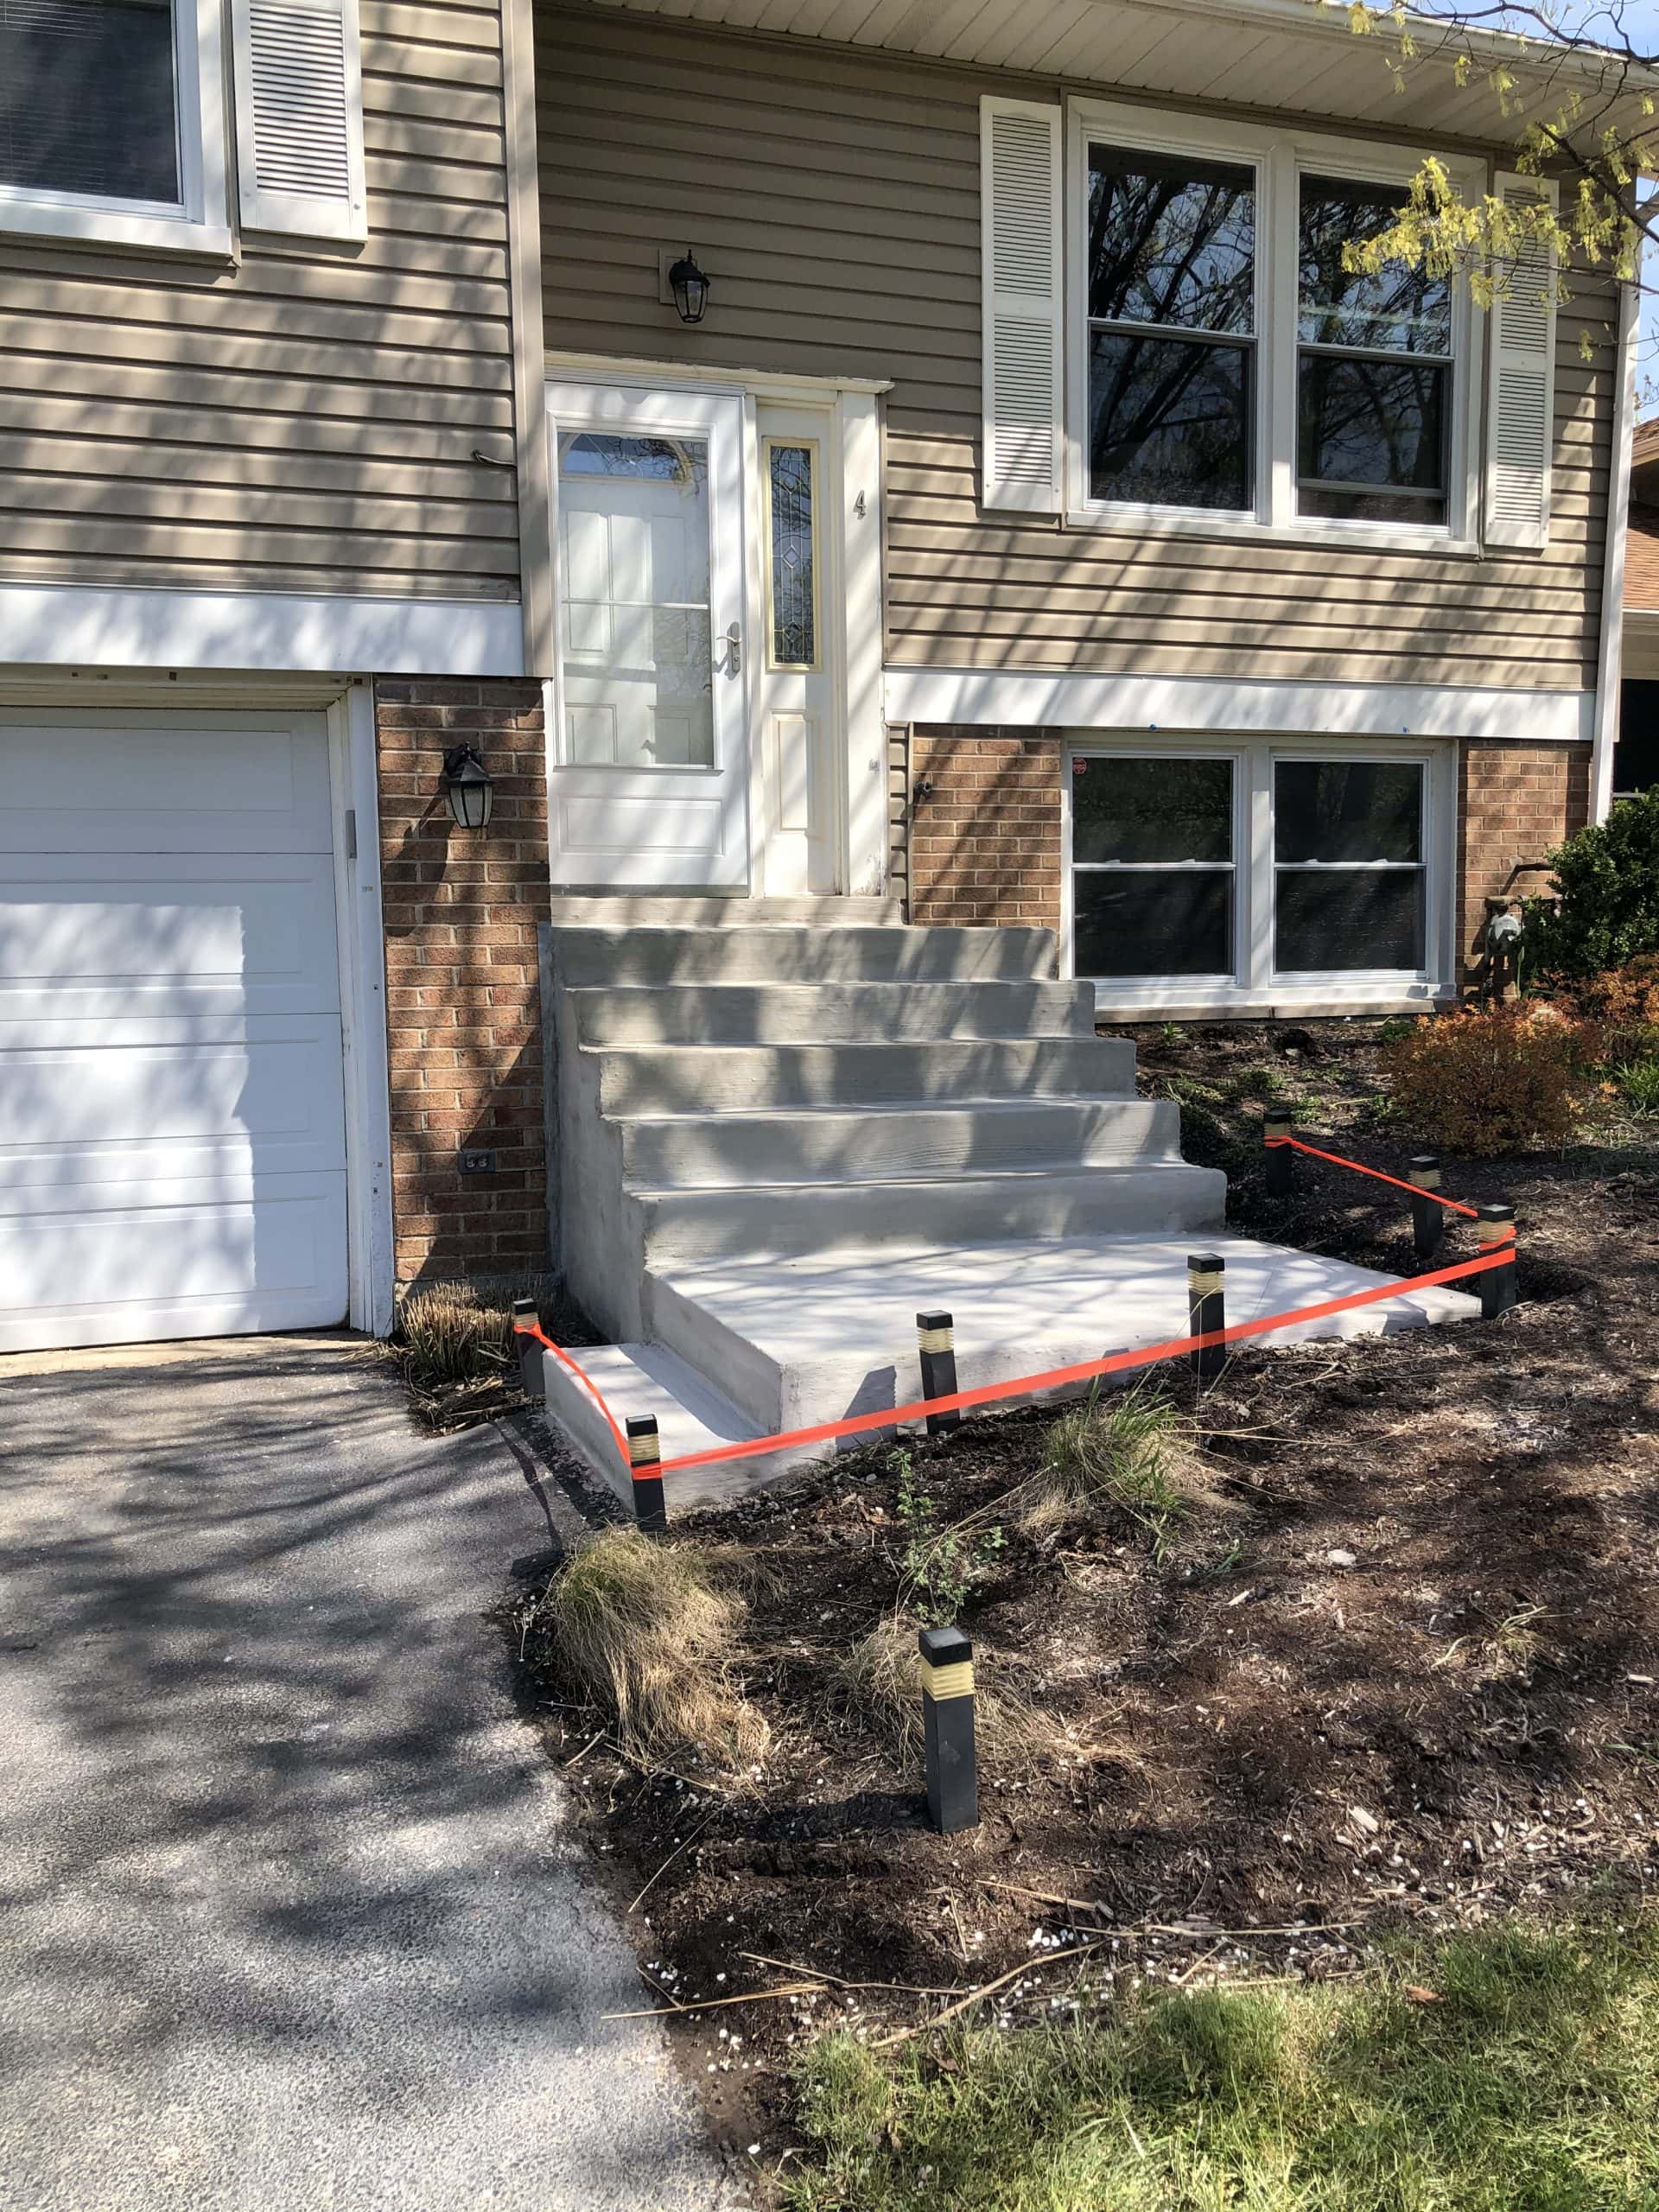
left=1022, top=1384, right=1237, bottom=1557
left=836, top=1617, right=1078, bottom=1776
left=543, top=1527, right=771, bottom=1772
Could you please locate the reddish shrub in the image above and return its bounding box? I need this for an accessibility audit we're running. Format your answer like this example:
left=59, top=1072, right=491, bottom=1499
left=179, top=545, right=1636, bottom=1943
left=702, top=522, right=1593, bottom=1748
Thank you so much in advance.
left=1382, top=1006, right=1590, bottom=1157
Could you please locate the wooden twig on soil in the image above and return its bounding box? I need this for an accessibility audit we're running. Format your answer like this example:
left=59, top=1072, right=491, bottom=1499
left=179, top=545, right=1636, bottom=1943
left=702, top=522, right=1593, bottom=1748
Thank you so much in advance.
left=604, top=1982, right=823, bottom=2022
left=870, top=1942, right=1109, bottom=2050
left=984, top=1882, right=1363, bottom=1941
left=626, top=1810, right=715, bottom=1913
left=737, top=1951, right=966, bottom=1999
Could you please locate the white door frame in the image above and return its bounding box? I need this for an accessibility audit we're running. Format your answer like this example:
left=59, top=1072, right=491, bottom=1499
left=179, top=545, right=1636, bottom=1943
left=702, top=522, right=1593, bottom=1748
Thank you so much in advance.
left=543, top=356, right=889, bottom=899
left=0, top=671, right=397, bottom=1341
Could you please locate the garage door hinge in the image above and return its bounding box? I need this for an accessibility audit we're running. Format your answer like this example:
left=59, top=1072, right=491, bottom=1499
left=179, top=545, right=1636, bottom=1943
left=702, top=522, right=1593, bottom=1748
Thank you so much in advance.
left=345, top=809, right=358, bottom=860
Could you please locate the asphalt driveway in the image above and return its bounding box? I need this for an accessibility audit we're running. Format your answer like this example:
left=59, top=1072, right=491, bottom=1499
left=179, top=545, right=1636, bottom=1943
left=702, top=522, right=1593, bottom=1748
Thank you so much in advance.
left=0, top=1337, right=740, bottom=2212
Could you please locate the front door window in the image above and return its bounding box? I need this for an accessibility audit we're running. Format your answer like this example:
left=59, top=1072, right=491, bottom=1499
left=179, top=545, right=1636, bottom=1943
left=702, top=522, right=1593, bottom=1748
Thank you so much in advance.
left=557, top=430, right=715, bottom=769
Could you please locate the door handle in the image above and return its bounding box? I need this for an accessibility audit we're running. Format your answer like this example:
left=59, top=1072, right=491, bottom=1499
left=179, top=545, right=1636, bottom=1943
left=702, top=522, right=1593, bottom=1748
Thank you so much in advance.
left=715, top=621, right=742, bottom=677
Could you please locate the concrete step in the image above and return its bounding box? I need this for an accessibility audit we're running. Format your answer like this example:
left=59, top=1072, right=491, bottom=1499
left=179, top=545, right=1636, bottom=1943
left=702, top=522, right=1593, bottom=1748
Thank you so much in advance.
left=591, top=1036, right=1138, bottom=1116
left=567, top=978, right=1099, bottom=1046
left=547, top=894, right=903, bottom=927
left=537, top=1340, right=803, bottom=1513
left=624, top=1161, right=1226, bottom=1273
left=639, top=1232, right=1484, bottom=1437
left=549, top=925, right=1057, bottom=988
left=617, top=1097, right=1184, bottom=1187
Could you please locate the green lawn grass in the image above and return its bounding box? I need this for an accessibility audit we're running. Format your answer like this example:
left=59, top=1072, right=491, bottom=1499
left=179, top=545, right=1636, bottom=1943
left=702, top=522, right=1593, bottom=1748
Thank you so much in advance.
left=784, top=1917, right=1659, bottom=2211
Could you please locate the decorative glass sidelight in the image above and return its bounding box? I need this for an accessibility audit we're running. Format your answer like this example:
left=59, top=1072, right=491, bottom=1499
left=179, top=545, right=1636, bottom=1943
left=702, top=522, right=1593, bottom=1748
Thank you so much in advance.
left=556, top=430, right=715, bottom=768
left=766, top=439, right=817, bottom=669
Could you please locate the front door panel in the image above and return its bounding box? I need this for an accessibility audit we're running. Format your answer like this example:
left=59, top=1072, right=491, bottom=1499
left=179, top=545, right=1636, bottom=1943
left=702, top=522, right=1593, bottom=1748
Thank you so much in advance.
left=548, top=384, right=749, bottom=888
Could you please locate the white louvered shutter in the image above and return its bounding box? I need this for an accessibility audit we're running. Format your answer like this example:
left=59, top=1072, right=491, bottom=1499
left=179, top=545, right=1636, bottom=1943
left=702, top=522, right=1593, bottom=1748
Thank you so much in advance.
left=980, top=97, right=1064, bottom=515
left=232, top=0, right=367, bottom=243
left=1484, top=174, right=1559, bottom=550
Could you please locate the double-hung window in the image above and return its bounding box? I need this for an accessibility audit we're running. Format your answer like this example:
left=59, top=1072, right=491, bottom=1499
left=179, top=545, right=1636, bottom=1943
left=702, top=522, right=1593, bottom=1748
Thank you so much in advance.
left=1066, top=741, right=1446, bottom=1006
left=0, top=0, right=227, bottom=251
left=1085, top=147, right=1257, bottom=513
left=1065, top=103, right=1480, bottom=549
left=1297, top=177, right=1453, bottom=527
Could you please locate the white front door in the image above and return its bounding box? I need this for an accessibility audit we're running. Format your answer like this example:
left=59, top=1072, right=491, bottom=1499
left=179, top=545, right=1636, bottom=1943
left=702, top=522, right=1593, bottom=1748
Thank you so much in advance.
left=751, top=402, right=842, bottom=895
left=0, top=707, right=350, bottom=1353
left=547, top=382, right=750, bottom=888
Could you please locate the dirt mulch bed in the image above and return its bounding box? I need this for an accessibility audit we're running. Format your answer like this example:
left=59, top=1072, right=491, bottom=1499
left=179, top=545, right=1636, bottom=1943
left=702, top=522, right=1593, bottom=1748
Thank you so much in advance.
left=517, top=1019, right=1659, bottom=2171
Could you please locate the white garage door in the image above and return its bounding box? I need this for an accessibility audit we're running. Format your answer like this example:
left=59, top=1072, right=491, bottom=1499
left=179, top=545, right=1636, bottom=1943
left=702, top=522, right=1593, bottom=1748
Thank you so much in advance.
left=0, top=708, right=351, bottom=1353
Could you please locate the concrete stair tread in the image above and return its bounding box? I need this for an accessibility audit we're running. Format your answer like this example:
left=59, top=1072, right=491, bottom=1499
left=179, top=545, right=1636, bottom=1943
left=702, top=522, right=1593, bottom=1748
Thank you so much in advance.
left=535, top=1341, right=800, bottom=1512
left=592, top=1036, right=1137, bottom=1116
left=654, top=1233, right=1480, bottom=1361
left=537, top=1234, right=1481, bottom=1500
left=614, top=1094, right=1149, bottom=1122
left=626, top=1159, right=1199, bottom=1194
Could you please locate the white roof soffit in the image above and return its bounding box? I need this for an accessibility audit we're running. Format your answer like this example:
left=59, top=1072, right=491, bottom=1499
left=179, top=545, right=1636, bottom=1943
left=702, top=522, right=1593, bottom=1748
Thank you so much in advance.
left=587, top=0, right=1659, bottom=148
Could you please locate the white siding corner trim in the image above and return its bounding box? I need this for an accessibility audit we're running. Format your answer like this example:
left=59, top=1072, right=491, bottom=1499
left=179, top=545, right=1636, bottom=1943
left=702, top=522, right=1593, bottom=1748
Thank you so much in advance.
left=883, top=666, right=1594, bottom=746
left=0, top=585, right=524, bottom=678
left=980, top=96, right=1065, bottom=516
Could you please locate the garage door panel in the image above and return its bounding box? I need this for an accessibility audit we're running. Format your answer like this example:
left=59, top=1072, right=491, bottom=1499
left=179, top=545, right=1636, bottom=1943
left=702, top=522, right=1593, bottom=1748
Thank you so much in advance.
left=0, top=1019, right=347, bottom=1193
left=0, top=1184, right=350, bottom=1355
left=0, top=716, right=333, bottom=854
left=0, top=856, right=341, bottom=1020
left=0, top=705, right=352, bottom=1351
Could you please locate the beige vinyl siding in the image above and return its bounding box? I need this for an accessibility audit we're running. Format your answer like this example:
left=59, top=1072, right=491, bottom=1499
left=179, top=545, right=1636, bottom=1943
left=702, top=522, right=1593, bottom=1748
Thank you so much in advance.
left=538, top=4, right=1611, bottom=693
left=0, top=0, right=519, bottom=601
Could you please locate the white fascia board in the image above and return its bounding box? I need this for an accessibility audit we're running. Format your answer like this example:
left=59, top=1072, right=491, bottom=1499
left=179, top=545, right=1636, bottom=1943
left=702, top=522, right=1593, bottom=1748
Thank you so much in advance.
left=0, top=584, right=525, bottom=678
left=884, top=667, right=1594, bottom=746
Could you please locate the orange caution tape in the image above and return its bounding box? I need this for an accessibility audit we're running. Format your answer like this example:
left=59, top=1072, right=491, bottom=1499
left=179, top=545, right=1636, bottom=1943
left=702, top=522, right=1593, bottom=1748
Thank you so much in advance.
left=1268, top=1137, right=1481, bottom=1221
left=512, top=1230, right=1515, bottom=1481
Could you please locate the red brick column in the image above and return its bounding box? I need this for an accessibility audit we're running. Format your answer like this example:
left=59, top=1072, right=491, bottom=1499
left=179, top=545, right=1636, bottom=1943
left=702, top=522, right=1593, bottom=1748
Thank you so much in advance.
left=1456, top=739, right=1592, bottom=983
left=376, top=678, right=550, bottom=1289
left=907, top=728, right=1063, bottom=931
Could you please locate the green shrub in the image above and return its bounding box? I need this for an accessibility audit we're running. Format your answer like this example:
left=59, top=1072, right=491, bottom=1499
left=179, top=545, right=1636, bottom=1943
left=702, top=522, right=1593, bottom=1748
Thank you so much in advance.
left=1614, top=1060, right=1659, bottom=1116
left=1522, top=787, right=1659, bottom=980
left=1382, top=1005, right=1588, bottom=1157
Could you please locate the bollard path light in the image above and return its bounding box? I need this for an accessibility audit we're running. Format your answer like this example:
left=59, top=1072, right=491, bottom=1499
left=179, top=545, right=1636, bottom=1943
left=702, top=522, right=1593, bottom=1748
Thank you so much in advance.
left=626, top=1415, right=668, bottom=1535
left=511, top=1297, right=543, bottom=1398
left=1477, top=1203, right=1519, bottom=1321
left=1187, top=1253, right=1226, bottom=1385
left=1263, top=1109, right=1295, bottom=1198
left=916, top=1310, right=960, bottom=1435
left=919, top=1624, right=978, bottom=1834
left=1409, top=1156, right=1444, bottom=1262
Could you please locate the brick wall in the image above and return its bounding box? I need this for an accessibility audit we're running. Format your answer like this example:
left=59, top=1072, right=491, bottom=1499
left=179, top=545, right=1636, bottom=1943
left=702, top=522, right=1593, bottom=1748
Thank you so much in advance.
left=906, top=728, right=1063, bottom=930
left=1456, top=739, right=1592, bottom=982
left=376, top=677, right=550, bottom=1289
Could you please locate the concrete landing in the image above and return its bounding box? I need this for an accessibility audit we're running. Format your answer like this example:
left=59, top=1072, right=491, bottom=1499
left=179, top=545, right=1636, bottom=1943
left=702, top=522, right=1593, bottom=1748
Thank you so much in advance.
left=541, top=1234, right=1480, bottom=1510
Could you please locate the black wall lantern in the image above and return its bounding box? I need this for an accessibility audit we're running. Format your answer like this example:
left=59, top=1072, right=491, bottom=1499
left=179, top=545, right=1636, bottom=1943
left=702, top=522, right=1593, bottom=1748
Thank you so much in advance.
left=442, top=744, right=494, bottom=830
left=668, top=247, right=709, bottom=325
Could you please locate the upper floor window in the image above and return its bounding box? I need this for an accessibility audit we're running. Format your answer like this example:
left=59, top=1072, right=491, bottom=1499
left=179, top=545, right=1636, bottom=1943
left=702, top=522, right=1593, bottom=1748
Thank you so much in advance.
left=1086, top=147, right=1256, bottom=512
left=1298, top=176, right=1453, bottom=527
left=0, top=0, right=229, bottom=253
left=1060, top=102, right=1484, bottom=550
left=1, top=0, right=181, bottom=208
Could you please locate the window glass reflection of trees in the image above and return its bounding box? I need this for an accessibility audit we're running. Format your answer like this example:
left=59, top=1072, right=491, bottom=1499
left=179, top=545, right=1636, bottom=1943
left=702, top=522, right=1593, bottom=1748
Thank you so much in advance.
left=1086, top=147, right=1255, bottom=511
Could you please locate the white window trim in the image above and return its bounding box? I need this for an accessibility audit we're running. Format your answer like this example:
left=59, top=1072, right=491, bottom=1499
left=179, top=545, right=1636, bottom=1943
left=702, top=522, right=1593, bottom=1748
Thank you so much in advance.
left=0, top=0, right=232, bottom=257
left=1060, top=731, right=1456, bottom=1015
left=1064, top=97, right=1484, bottom=557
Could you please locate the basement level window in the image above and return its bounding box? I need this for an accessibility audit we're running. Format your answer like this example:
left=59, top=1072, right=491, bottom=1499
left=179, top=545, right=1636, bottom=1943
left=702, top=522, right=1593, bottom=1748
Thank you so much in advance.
left=1066, top=739, right=1446, bottom=1002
